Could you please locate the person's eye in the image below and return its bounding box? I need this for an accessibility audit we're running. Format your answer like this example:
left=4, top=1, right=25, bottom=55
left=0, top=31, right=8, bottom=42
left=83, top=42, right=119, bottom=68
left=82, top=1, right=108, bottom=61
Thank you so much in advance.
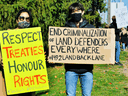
left=26, top=17, right=30, bottom=22
left=20, top=17, right=24, bottom=21
left=78, top=10, right=81, bottom=12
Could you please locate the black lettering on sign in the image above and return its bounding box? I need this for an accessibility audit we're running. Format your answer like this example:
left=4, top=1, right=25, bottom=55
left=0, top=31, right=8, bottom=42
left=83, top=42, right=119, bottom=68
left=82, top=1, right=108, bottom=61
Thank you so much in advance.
left=21, top=32, right=27, bottom=43
left=10, top=35, right=15, bottom=44
left=51, top=45, right=55, bottom=53
left=56, top=46, right=66, bottom=53
left=50, top=55, right=105, bottom=61
left=62, top=29, right=107, bottom=37
left=2, top=31, right=41, bottom=45
left=75, top=37, right=108, bottom=46
left=8, top=59, right=44, bottom=73
left=28, top=32, right=33, bottom=42
left=2, top=32, right=10, bottom=44
left=50, top=28, right=62, bottom=36
left=66, top=46, right=76, bottom=53
left=15, top=34, right=21, bottom=44
left=56, top=37, right=72, bottom=45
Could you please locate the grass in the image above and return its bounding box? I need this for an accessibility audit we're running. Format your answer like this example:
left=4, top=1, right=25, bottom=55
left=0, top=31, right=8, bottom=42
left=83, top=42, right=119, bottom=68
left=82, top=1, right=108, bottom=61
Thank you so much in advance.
left=36, top=50, right=128, bottom=96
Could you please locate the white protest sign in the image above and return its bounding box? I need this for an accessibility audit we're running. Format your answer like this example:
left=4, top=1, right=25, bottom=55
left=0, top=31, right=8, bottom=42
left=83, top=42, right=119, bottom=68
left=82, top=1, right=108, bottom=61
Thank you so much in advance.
left=114, top=6, right=128, bottom=28
left=48, top=27, right=115, bottom=64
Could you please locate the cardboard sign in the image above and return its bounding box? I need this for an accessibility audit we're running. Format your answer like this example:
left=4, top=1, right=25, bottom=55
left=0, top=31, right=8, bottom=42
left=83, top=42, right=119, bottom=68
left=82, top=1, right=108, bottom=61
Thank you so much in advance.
left=48, top=26, right=115, bottom=64
left=114, top=7, right=128, bottom=28
left=0, top=27, right=49, bottom=95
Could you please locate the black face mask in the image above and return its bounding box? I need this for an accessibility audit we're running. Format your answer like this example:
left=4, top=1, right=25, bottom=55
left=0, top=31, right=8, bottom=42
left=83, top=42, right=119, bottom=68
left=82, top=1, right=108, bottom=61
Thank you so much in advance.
left=112, top=19, right=116, bottom=23
left=71, top=13, right=82, bottom=22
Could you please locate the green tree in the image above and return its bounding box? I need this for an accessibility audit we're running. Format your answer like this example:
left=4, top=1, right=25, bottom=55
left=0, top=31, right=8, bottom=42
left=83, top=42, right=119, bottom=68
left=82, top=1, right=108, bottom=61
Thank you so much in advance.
left=0, top=0, right=107, bottom=51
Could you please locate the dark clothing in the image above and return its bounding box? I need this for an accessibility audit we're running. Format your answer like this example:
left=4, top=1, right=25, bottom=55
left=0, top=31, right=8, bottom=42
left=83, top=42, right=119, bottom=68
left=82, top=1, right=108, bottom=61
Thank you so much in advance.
left=8, top=92, right=33, bottom=96
left=0, top=64, right=2, bottom=71
left=109, top=22, right=121, bottom=41
left=65, top=19, right=95, bottom=28
left=121, top=33, right=127, bottom=43
left=64, top=19, right=95, bottom=74
left=0, top=67, right=4, bottom=78
left=126, top=34, right=128, bottom=45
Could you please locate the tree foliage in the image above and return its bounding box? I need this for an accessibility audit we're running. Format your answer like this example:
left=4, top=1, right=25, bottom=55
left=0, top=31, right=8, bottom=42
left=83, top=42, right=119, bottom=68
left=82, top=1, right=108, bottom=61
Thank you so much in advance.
left=0, top=0, right=107, bottom=50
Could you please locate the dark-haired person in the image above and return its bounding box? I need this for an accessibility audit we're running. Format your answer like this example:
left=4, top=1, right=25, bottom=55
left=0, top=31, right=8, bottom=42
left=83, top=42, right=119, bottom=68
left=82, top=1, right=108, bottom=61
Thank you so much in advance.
left=16, top=8, right=33, bottom=28
left=64, top=3, right=95, bottom=96
left=126, top=32, right=128, bottom=50
left=109, top=16, right=124, bottom=66
left=0, top=8, right=35, bottom=96
left=121, top=28, right=127, bottom=51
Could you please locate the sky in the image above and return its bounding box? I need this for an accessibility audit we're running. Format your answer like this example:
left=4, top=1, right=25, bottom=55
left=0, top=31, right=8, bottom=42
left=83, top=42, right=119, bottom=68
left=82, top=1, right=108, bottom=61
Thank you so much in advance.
left=122, top=0, right=128, bottom=9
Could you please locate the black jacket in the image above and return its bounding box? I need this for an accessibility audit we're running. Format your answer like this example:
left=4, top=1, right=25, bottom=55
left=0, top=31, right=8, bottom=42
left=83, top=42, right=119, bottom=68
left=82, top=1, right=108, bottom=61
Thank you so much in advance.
left=121, top=33, right=127, bottom=43
left=109, top=22, right=121, bottom=41
left=64, top=19, right=95, bottom=74
left=126, top=33, right=128, bottom=45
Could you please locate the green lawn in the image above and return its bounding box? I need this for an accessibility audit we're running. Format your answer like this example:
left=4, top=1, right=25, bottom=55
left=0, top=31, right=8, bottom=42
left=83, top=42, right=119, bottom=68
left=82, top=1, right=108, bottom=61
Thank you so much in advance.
left=36, top=51, right=128, bottom=96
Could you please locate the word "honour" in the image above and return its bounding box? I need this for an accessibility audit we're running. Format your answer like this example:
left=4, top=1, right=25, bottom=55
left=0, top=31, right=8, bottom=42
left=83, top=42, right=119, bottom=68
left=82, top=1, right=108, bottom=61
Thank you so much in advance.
left=8, top=59, right=44, bottom=73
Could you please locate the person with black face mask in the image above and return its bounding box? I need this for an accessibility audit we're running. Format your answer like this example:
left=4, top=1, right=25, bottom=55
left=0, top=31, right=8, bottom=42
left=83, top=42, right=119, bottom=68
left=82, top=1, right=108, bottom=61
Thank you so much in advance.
left=70, top=12, right=82, bottom=22
left=64, top=3, right=95, bottom=96
left=109, top=15, right=124, bottom=66
left=0, top=8, right=35, bottom=96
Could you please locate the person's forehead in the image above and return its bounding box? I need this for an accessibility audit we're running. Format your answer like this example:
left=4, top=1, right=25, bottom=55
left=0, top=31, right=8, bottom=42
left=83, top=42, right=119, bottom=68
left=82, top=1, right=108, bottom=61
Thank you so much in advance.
left=72, top=9, right=82, bottom=13
left=20, top=12, right=29, bottom=17
left=112, top=16, right=116, bottom=19
left=73, top=7, right=81, bottom=11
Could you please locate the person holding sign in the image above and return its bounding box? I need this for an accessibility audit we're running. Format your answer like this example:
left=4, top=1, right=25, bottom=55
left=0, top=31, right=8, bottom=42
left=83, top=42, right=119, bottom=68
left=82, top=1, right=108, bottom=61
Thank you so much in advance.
left=64, top=3, right=95, bottom=96
left=109, top=16, right=124, bottom=66
left=0, top=8, right=35, bottom=96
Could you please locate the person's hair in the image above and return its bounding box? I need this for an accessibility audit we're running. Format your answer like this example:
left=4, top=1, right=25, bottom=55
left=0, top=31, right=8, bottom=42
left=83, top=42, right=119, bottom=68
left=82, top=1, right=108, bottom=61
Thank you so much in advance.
left=69, top=3, right=85, bottom=14
left=16, top=8, right=33, bottom=24
left=112, top=15, right=116, bottom=20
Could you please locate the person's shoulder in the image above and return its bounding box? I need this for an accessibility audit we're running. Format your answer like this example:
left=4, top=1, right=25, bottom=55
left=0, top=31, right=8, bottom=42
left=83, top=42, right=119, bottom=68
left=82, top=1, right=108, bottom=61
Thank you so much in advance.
left=82, top=19, right=95, bottom=28
left=65, top=20, right=76, bottom=27
left=65, top=21, right=70, bottom=27
left=86, top=24, right=95, bottom=28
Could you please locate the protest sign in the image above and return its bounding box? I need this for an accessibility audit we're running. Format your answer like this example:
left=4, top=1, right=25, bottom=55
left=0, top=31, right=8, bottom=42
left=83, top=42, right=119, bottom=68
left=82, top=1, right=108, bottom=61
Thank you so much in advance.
left=0, top=27, right=49, bottom=95
left=48, top=26, right=115, bottom=64
left=114, top=6, right=128, bottom=28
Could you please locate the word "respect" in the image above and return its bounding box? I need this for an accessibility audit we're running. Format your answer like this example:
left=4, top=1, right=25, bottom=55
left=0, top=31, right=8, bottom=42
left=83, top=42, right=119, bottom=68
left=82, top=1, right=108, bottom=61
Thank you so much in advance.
left=2, top=31, right=41, bottom=45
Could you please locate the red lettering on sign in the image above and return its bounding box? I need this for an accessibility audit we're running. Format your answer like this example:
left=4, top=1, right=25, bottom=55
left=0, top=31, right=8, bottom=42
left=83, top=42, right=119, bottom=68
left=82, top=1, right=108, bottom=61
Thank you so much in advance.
left=14, top=74, right=47, bottom=87
left=2, top=46, right=12, bottom=58
left=2, top=45, right=44, bottom=59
